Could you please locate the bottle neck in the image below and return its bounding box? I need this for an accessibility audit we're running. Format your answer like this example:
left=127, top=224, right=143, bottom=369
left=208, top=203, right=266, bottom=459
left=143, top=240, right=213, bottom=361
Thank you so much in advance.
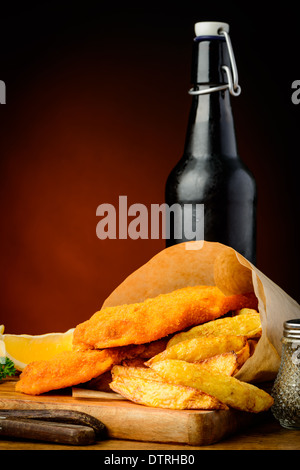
left=184, top=36, right=238, bottom=159
left=184, top=89, right=238, bottom=159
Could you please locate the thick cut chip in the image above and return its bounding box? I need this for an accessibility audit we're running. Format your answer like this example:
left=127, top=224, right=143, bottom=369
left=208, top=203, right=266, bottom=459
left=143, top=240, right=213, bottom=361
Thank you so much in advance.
left=150, top=360, right=274, bottom=413
left=195, top=352, right=240, bottom=376
left=109, top=376, right=228, bottom=410
left=234, top=308, right=258, bottom=315
left=112, top=364, right=162, bottom=381
left=235, top=343, right=251, bottom=368
left=114, top=350, right=240, bottom=380
left=167, top=312, right=261, bottom=348
left=73, top=286, right=258, bottom=350
left=147, top=335, right=248, bottom=366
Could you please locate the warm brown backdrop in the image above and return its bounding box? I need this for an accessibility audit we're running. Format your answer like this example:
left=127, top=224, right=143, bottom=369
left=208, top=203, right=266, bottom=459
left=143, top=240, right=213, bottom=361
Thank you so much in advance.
left=0, top=4, right=299, bottom=334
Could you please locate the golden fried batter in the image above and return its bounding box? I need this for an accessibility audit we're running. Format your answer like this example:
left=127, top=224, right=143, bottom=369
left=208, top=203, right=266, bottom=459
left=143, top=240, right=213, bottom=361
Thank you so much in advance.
left=73, top=286, right=257, bottom=350
left=15, top=286, right=258, bottom=396
left=15, top=344, right=146, bottom=395
left=15, top=349, right=120, bottom=395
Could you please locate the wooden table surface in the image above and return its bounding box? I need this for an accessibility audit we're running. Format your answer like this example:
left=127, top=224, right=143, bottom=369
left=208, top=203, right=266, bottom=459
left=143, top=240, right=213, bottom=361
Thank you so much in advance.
left=1, top=378, right=299, bottom=451
left=1, top=416, right=299, bottom=450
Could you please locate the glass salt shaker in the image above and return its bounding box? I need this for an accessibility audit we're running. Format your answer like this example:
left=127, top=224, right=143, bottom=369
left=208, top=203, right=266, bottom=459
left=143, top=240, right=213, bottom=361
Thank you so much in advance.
left=271, top=319, right=300, bottom=429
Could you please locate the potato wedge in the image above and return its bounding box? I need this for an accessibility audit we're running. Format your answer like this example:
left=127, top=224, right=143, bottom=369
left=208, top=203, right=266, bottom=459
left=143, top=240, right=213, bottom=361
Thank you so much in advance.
left=147, top=335, right=247, bottom=366
left=112, top=364, right=162, bottom=381
left=195, top=352, right=240, bottom=376
left=110, top=375, right=228, bottom=410
left=235, top=342, right=250, bottom=369
left=167, top=312, right=261, bottom=348
left=150, top=360, right=274, bottom=413
left=113, top=351, right=239, bottom=383
left=234, top=308, right=259, bottom=315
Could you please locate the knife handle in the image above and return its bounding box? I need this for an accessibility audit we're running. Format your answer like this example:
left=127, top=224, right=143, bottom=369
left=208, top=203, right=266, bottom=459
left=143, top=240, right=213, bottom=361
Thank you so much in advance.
left=0, top=409, right=106, bottom=438
left=0, top=417, right=96, bottom=446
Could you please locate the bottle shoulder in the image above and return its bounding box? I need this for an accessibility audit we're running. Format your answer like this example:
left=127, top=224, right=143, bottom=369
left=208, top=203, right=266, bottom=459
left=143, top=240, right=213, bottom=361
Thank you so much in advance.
left=165, top=154, right=256, bottom=202
left=167, top=153, right=254, bottom=178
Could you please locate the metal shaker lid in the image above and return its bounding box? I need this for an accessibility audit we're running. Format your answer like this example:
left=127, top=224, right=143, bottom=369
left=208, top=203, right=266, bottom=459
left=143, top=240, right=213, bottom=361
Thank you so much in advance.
left=283, top=319, right=300, bottom=340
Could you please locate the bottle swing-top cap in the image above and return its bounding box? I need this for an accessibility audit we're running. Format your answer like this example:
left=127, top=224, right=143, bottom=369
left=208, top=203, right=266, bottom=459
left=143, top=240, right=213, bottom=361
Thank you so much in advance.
left=194, top=21, right=229, bottom=38
left=189, top=21, right=241, bottom=97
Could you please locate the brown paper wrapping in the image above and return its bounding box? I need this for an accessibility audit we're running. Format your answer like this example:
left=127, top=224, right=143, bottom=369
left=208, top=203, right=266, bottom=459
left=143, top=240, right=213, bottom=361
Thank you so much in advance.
left=103, top=241, right=300, bottom=383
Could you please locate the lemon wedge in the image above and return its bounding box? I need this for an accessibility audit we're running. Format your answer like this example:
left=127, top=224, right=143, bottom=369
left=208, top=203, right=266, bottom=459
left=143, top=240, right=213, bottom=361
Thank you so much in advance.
left=0, top=326, right=6, bottom=358
left=1, top=328, right=75, bottom=371
left=0, top=339, right=6, bottom=357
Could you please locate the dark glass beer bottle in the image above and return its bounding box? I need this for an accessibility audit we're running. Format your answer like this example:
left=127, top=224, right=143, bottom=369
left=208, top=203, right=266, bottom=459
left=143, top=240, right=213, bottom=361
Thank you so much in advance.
left=165, top=22, right=257, bottom=264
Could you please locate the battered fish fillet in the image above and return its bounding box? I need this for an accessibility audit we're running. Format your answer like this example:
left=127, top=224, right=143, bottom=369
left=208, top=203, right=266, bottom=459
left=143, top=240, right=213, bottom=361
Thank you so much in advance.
left=15, top=345, right=145, bottom=395
left=73, top=286, right=258, bottom=350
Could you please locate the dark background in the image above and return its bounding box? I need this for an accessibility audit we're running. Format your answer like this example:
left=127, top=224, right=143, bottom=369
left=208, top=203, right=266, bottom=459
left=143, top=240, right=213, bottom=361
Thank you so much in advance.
left=0, top=1, right=299, bottom=334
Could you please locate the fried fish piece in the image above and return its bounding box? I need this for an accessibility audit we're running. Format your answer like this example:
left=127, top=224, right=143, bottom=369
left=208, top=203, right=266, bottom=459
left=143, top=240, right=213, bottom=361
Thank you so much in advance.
left=150, top=359, right=274, bottom=413
left=109, top=375, right=228, bottom=410
left=73, top=286, right=258, bottom=350
left=15, top=344, right=146, bottom=396
left=15, top=349, right=119, bottom=395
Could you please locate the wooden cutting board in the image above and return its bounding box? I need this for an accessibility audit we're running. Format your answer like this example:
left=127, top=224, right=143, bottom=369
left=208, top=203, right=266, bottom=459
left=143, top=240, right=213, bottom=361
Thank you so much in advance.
left=0, top=379, right=267, bottom=446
